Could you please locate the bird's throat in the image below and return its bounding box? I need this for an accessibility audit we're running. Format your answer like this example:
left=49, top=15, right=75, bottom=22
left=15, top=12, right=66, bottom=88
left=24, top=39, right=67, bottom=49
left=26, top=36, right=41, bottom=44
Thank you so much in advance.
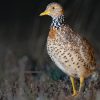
left=51, top=15, right=65, bottom=29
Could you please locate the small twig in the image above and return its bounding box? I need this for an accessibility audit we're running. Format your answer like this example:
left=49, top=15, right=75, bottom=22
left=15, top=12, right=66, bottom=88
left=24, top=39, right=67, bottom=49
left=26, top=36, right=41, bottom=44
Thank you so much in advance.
left=24, top=71, right=42, bottom=74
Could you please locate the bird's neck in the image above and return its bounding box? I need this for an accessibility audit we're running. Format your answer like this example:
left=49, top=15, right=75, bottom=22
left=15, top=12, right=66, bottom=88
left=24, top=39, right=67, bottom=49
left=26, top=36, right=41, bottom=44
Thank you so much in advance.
left=51, top=15, right=65, bottom=29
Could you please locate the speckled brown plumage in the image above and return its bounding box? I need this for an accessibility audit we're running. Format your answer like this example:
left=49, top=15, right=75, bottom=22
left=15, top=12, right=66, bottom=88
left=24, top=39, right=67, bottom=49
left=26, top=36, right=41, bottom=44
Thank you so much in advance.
left=47, top=24, right=96, bottom=78
left=40, top=2, right=96, bottom=96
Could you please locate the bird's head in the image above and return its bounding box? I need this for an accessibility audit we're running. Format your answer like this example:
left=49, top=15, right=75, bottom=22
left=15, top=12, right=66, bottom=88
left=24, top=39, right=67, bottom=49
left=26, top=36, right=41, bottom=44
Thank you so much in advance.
left=40, top=2, right=64, bottom=18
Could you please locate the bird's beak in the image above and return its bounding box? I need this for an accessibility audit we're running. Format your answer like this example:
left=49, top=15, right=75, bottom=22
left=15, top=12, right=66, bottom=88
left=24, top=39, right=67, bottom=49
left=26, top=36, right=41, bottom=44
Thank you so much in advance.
left=40, top=10, right=50, bottom=16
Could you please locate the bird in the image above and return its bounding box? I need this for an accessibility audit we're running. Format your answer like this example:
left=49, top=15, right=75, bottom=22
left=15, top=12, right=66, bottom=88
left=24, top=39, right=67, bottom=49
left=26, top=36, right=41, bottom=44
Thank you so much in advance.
left=40, top=2, right=96, bottom=96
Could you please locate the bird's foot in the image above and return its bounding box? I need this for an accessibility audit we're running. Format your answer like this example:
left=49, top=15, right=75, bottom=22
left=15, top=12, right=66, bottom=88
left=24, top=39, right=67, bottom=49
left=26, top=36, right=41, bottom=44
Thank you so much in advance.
left=72, top=91, right=78, bottom=96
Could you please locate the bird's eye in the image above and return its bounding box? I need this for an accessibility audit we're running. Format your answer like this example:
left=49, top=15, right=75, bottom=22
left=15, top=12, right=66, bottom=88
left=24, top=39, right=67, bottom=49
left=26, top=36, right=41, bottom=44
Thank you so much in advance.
left=52, top=7, right=55, bottom=9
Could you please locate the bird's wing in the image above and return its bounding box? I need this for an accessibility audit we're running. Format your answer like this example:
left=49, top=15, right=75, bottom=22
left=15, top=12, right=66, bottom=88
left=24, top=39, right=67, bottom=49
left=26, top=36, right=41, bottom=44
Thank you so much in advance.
left=80, top=38, right=96, bottom=70
left=58, top=25, right=96, bottom=70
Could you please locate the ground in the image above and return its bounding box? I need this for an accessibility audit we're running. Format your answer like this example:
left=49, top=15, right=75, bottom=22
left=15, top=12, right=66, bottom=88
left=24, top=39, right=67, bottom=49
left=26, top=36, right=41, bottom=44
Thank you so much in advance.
left=0, top=51, right=100, bottom=100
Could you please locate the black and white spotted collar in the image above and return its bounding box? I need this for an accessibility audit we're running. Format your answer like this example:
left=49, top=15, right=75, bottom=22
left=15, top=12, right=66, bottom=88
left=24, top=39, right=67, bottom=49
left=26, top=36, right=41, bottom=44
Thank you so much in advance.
left=51, top=15, right=65, bottom=29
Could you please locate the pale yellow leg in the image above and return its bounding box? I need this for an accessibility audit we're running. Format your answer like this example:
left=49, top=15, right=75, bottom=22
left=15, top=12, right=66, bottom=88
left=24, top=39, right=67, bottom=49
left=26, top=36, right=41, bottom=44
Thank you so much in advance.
left=79, top=76, right=84, bottom=92
left=70, top=76, right=77, bottom=96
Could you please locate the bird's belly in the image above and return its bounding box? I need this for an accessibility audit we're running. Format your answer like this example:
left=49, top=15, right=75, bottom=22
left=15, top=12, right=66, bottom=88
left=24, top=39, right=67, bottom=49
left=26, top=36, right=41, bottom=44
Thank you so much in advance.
left=47, top=39, right=91, bottom=78
left=47, top=41, right=76, bottom=77
left=49, top=54, right=78, bottom=77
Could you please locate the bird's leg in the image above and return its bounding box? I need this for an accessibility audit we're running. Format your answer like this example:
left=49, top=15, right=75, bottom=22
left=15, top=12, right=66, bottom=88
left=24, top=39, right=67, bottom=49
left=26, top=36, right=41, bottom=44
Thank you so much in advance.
left=70, top=76, right=77, bottom=96
left=79, top=76, right=84, bottom=93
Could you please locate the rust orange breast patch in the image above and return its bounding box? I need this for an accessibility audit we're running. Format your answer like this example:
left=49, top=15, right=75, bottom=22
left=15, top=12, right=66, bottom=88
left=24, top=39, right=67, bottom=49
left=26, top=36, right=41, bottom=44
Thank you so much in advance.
left=49, top=27, right=57, bottom=39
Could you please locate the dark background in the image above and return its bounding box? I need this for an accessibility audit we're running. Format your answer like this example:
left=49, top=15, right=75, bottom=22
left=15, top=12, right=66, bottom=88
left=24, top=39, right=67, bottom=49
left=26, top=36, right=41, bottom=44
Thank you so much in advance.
left=0, top=0, right=100, bottom=70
